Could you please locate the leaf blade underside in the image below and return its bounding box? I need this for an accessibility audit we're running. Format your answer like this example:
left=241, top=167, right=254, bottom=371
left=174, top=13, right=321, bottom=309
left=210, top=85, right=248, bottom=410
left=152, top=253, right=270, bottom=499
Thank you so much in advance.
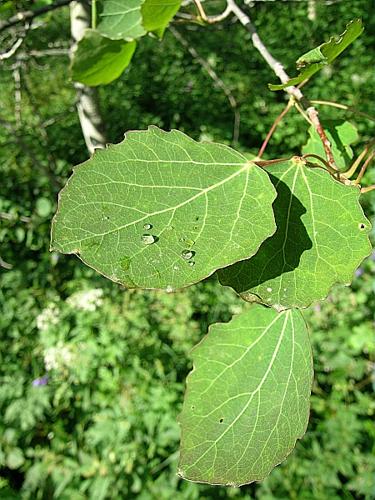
left=178, top=305, right=313, bottom=486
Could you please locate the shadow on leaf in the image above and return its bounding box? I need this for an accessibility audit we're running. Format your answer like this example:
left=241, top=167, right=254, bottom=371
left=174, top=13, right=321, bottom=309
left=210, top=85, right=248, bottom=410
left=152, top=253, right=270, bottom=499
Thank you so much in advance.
left=219, top=174, right=313, bottom=292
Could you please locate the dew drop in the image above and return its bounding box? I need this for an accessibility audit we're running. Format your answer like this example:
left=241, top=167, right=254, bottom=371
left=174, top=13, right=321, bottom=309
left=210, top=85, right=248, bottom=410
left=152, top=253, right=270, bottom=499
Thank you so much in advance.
left=143, top=223, right=153, bottom=230
left=141, top=234, right=156, bottom=245
left=267, top=287, right=272, bottom=292
left=173, top=265, right=179, bottom=271
left=188, top=261, right=195, bottom=267
left=165, top=285, right=173, bottom=293
left=181, top=249, right=195, bottom=260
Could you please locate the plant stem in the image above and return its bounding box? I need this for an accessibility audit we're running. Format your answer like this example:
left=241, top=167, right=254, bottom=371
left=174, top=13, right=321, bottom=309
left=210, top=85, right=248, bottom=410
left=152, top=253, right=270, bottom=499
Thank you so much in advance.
left=91, top=0, right=96, bottom=29
left=257, top=99, right=293, bottom=158
left=354, top=151, right=375, bottom=185
left=360, top=185, right=375, bottom=194
left=343, top=140, right=375, bottom=178
left=310, top=100, right=375, bottom=123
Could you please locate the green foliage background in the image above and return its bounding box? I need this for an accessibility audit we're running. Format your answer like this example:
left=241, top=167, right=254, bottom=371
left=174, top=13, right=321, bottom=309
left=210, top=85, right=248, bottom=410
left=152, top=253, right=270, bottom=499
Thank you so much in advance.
left=0, top=0, right=374, bottom=498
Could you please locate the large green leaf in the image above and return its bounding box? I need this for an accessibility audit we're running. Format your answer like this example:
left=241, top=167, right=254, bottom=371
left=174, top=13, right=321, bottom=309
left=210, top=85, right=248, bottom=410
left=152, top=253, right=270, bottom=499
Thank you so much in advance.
left=51, top=127, right=277, bottom=290
left=219, top=158, right=371, bottom=309
left=178, top=305, right=313, bottom=486
left=71, top=29, right=136, bottom=86
left=302, top=120, right=359, bottom=171
left=97, top=0, right=146, bottom=40
left=141, top=0, right=181, bottom=37
left=269, top=19, right=363, bottom=90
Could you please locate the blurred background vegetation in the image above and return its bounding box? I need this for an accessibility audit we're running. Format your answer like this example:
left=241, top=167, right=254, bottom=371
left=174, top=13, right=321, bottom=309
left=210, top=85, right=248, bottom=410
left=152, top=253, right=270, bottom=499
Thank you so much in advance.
left=0, top=0, right=374, bottom=498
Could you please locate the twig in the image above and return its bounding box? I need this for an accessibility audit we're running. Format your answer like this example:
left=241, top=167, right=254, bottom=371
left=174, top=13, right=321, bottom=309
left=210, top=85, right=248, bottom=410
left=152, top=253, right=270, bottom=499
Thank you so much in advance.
left=361, top=185, right=375, bottom=194
left=193, top=0, right=231, bottom=24
left=343, top=139, right=375, bottom=179
left=354, top=151, right=375, bottom=185
left=0, top=257, right=13, bottom=270
left=306, top=106, right=336, bottom=169
left=170, top=26, right=240, bottom=144
left=0, top=37, right=24, bottom=60
left=310, top=100, right=375, bottom=123
left=226, top=0, right=338, bottom=171
left=0, top=0, right=72, bottom=33
left=257, top=98, right=293, bottom=158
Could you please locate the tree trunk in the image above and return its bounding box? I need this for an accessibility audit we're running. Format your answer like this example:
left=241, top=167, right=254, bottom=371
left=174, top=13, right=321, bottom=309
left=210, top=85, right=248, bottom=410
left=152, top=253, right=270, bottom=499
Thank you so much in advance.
left=70, top=1, right=106, bottom=154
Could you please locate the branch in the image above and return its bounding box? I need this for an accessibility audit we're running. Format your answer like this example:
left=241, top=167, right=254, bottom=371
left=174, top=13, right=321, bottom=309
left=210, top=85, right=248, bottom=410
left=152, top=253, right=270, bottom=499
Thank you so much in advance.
left=70, top=1, right=107, bottom=154
left=227, top=0, right=337, bottom=170
left=0, top=0, right=72, bottom=33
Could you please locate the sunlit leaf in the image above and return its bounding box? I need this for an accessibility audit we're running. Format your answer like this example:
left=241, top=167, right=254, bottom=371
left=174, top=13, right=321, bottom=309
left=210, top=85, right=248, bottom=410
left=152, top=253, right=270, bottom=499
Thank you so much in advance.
left=71, top=29, right=136, bottom=86
left=178, top=305, right=313, bottom=486
left=269, top=19, right=363, bottom=90
left=51, top=127, right=277, bottom=290
left=219, top=158, right=371, bottom=309
left=97, top=0, right=146, bottom=40
left=141, top=0, right=181, bottom=37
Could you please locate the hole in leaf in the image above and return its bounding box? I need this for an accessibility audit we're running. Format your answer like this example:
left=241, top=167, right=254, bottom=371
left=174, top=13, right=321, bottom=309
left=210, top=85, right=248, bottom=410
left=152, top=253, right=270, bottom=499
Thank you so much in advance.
left=219, top=418, right=224, bottom=423
left=359, top=223, right=366, bottom=230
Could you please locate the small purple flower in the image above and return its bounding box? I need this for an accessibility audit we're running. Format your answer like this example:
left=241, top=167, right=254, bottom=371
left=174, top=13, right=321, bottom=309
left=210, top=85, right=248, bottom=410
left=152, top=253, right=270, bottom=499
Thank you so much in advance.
left=355, top=268, right=364, bottom=278
left=32, top=375, right=48, bottom=387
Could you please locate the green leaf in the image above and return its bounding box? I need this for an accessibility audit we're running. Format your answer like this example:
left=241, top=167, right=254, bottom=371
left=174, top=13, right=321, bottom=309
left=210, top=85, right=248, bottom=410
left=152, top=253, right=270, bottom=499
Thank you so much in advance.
left=178, top=305, right=313, bottom=486
left=70, top=30, right=136, bottom=86
left=97, top=0, right=146, bottom=40
left=302, top=120, right=359, bottom=171
left=51, top=127, right=277, bottom=290
left=219, top=158, right=371, bottom=309
left=141, top=0, right=181, bottom=37
left=269, top=19, right=363, bottom=90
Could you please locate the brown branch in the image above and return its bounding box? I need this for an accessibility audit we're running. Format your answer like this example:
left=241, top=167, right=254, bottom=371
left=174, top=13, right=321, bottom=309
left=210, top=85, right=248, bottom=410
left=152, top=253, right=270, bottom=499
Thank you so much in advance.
left=227, top=0, right=338, bottom=170
left=0, top=0, right=73, bottom=33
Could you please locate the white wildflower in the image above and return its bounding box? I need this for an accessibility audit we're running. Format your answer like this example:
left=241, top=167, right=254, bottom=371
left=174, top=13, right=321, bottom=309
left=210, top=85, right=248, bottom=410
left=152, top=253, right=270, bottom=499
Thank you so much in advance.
left=36, top=304, right=60, bottom=331
left=44, top=342, right=74, bottom=371
left=66, top=288, right=104, bottom=312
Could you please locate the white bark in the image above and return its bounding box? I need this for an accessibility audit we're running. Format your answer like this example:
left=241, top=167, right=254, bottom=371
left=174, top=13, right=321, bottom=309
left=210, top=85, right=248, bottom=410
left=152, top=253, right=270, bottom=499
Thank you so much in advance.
left=70, top=1, right=106, bottom=154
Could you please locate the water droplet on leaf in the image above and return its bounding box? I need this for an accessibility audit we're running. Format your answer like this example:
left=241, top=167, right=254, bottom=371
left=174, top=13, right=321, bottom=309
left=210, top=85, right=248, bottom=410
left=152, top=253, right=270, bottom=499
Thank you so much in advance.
left=181, top=249, right=195, bottom=260
left=143, top=223, right=153, bottom=230
left=188, top=261, right=195, bottom=267
left=165, top=285, right=173, bottom=293
left=141, top=234, right=157, bottom=245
